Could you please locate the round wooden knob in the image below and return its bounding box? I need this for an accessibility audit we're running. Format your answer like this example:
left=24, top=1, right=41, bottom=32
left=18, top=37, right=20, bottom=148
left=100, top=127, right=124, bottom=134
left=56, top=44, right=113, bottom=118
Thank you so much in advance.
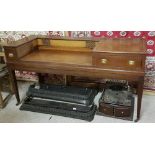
left=128, top=60, right=135, bottom=65
left=101, top=59, right=107, bottom=64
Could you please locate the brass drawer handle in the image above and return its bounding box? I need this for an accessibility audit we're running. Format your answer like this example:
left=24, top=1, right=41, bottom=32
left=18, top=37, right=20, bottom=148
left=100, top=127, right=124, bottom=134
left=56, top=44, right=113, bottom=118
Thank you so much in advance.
left=101, top=59, right=108, bottom=64
left=128, top=60, right=135, bottom=65
left=8, top=53, right=14, bottom=58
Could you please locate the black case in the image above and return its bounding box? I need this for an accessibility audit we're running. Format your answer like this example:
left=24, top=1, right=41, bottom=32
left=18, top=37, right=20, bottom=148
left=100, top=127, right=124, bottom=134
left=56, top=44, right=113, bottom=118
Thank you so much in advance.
left=27, top=84, right=98, bottom=106
left=21, top=83, right=98, bottom=121
left=23, top=97, right=94, bottom=112
left=20, top=97, right=97, bottom=122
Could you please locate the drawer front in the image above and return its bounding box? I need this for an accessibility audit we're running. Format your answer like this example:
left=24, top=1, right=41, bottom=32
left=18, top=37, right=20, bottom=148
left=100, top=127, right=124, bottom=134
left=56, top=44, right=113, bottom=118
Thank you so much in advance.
left=92, top=53, right=145, bottom=71
left=99, top=103, right=114, bottom=116
left=4, top=41, right=34, bottom=62
left=114, top=106, right=131, bottom=117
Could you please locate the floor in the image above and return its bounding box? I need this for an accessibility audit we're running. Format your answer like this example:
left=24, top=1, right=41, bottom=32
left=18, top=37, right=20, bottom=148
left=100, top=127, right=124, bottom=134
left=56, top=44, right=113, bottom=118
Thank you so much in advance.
left=0, top=81, right=155, bottom=123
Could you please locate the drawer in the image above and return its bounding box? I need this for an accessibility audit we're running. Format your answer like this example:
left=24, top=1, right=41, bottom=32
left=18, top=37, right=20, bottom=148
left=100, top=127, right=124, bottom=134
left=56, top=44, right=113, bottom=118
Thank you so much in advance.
left=99, top=103, right=114, bottom=116
left=4, top=41, right=34, bottom=62
left=114, top=106, right=131, bottom=117
left=92, top=53, right=145, bottom=71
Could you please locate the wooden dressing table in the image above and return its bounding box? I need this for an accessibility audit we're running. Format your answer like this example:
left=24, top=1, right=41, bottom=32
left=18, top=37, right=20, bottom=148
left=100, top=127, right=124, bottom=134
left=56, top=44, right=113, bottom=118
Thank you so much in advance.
left=3, top=35, right=146, bottom=121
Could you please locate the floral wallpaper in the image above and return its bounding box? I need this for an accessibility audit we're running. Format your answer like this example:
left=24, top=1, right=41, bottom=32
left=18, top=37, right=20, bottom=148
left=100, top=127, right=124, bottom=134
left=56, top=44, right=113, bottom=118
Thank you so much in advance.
left=0, top=31, right=155, bottom=90
left=0, top=31, right=64, bottom=43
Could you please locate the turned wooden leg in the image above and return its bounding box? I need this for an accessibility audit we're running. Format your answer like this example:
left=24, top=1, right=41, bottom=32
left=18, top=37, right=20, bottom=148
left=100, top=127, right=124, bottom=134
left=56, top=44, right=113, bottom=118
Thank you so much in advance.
left=135, top=77, right=144, bottom=122
left=68, top=75, right=75, bottom=86
left=38, top=73, right=44, bottom=84
left=64, top=75, right=73, bottom=86
left=8, top=69, right=20, bottom=105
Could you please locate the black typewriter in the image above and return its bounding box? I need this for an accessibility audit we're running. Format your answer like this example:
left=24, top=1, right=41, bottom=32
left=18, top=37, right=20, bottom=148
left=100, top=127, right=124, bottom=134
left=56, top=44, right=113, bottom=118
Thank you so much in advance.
left=100, top=81, right=132, bottom=106
left=98, top=81, right=134, bottom=119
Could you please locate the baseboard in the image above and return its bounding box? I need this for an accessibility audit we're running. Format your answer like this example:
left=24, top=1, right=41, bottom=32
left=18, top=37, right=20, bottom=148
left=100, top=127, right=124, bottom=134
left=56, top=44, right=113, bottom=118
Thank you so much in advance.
left=143, top=89, right=155, bottom=95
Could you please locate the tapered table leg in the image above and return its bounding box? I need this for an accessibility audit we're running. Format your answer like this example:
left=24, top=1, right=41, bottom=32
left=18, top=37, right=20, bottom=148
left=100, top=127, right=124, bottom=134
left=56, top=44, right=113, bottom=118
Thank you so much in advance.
left=8, top=73, right=14, bottom=94
left=0, top=84, right=3, bottom=108
left=135, top=77, right=144, bottom=122
left=8, top=69, right=20, bottom=105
